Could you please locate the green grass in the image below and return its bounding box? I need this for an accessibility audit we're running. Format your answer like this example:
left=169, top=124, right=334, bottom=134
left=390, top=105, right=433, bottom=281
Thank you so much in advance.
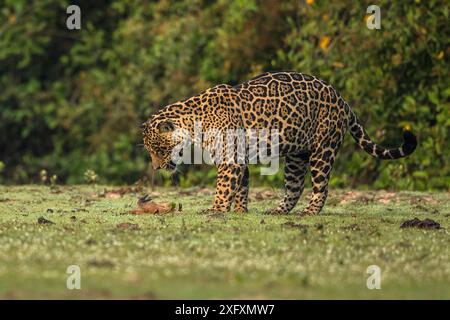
left=0, top=185, right=449, bottom=299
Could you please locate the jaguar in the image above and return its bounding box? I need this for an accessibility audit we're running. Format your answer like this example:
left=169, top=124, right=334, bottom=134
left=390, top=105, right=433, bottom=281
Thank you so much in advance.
left=142, top=71, right=417, bottom=215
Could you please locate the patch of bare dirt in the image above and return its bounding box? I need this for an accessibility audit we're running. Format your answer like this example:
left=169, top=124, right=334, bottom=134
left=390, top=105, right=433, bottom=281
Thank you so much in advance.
left=400, top=218, right=442, bottom=230
left=338, top=190, right=400, bottom=205
left=37, top=217, right=54, bottom=225
left=409, top=195, right=439, bottom=205
left=97, top=186, right=144, bottom=199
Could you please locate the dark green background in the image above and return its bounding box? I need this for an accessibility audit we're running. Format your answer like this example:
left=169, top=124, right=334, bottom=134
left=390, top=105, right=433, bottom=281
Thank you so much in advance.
left=0, top=0, right=448, bottom=189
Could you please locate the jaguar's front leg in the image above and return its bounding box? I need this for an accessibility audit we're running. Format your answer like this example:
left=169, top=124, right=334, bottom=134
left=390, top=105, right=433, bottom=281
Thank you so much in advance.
left=233, top=166, right=249, bottom=213
left=212, top=164, right=246, bottom=212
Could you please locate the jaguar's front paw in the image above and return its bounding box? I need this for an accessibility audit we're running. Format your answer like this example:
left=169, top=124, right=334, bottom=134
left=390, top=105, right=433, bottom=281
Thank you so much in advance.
left=233, top=206, right=248, bottom=213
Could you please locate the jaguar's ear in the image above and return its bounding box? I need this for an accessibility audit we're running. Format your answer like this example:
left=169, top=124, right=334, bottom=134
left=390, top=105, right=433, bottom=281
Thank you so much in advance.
left=157, top=121, right=175, bottom=133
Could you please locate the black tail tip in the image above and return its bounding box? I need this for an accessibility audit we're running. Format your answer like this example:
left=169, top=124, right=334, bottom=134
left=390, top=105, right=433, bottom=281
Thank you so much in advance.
left=402, top=130, right=417, bottom=155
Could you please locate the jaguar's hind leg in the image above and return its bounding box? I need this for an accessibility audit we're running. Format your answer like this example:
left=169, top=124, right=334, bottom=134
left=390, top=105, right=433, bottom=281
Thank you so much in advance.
left=266, top=154, right=309, bottom=214
left=300, top=143, right=340, bottom=216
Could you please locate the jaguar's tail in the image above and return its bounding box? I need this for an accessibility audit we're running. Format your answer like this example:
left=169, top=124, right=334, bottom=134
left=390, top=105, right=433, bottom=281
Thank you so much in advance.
left=348, top=109, right=417, bottom=160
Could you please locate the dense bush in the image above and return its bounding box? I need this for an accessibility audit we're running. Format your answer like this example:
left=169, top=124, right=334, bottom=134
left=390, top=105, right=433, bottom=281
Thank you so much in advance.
left=0, top=0, right=448, bottom=189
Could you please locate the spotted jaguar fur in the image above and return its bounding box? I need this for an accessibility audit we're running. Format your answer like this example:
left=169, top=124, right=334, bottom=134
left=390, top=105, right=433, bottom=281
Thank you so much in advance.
left=142, top=72, right=417, bottom=215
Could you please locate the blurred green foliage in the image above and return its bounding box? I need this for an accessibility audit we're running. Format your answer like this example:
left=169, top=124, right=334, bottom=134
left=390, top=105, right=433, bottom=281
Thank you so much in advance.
left=0, top=0, right=448, bottom=189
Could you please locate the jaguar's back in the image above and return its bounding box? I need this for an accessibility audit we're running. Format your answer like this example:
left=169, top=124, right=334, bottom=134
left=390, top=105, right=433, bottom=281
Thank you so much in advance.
left=234, top=71, right=349, bottom=154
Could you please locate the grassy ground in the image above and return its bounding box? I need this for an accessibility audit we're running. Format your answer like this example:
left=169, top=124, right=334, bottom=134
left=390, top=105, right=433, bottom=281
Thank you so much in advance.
left=0, top=185, right=448, bottom=299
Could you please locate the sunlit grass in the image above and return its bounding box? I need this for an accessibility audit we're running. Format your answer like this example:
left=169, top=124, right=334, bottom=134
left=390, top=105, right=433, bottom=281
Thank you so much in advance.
left=0, top=185, right=448, bottom=299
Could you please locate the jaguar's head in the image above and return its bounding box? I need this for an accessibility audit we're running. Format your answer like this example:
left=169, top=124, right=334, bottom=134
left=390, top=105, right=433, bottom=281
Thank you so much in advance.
left=142, top=115, right=179, bottom=171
